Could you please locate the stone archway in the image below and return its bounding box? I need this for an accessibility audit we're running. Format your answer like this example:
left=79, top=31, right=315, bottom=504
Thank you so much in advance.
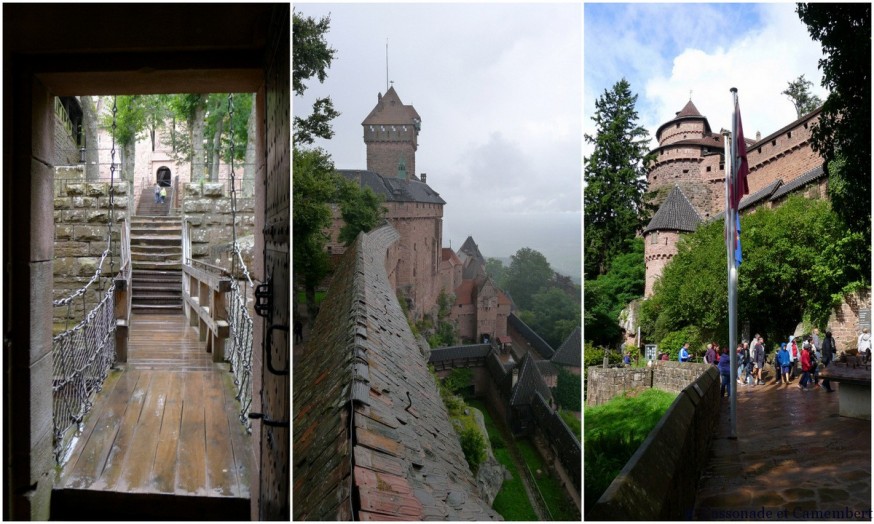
left=156, top=166, right=172, bottom=187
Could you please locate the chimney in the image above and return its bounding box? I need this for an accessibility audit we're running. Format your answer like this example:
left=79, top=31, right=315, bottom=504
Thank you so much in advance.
left=755, top=131, right=761, bottom=141
left=511, top=367, right=519, bottom=388
left=421, top=173, right=427, bottom=183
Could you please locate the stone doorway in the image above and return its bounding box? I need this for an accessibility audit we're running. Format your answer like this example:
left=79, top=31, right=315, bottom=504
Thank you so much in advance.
left=156, top=166, right=172, bottom=187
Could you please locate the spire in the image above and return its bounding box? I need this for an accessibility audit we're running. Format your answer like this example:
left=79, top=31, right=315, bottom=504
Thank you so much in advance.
left=676, top=99, right=702, bottom=118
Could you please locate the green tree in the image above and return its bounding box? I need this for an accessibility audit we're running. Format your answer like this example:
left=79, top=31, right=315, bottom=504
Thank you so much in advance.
left=293, top=148, right=335, bottom=321
left=584, top=237, right=645, bottom=347
left=337, top=178, right=385, bottom=246
left=293, top=11, right=340, bottom=144
left=503, top=247, right=553, bottom=311
left=584, top=78, right=654, bottom=280
left=519, top=288, right=580, bottom=348
left=781, top=74, right=823, bottom=118
left=640, top=196, right=862, bottom=347
left=553, top=366, right=581, bottom=412
left=102, top=95, right=146, bottom=182
left=797, top=3, right=871, bottom=239
left=459, top=427, right=487, bottom=474
left=485, top=257, right=507, bottom=286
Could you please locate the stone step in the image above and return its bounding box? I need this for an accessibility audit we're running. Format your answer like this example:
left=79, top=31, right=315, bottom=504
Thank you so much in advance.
left=131, top=253, right=182, bottom=263
left=132, top=284, right=182, bottom=294
left=130, top=236, right=182, bottom=247
left=131, top=304, right=184, bottom=313
left=132, top=293, right=183, bottom=303
left=130, top=227, right=182, bottom=235
left=131, top=261, right=182, bottom=271
left=131, top=215, right=181, bottom=222
left=130, top=246, right=182, bottom=256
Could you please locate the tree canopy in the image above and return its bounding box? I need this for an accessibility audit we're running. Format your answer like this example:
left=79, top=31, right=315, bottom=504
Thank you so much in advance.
left=584, top=78, right=653, bottom=280
left=584, top=237, right=645, bottom=348
left=293, top=11, right=340, bottom=145
left=781, top=74, right=823, bottom=118
left=797, top=3, right=871, bottom=239
left=503, top=247, right=554, bottom=311
left=640, top=195, right=866, bottom=349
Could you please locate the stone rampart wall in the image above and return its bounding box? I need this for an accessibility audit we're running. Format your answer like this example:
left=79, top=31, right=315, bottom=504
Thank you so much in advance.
left=53, top=165, right=129, bottom=327
left=586, top=361, right=711, bottom=407
left=587, top=366, right=720, bottom=520
left=827, top=289, right=871, bottom=352
left=182, top=182, right=255, bottom=271
left=54, top=113, right=78, bottom=166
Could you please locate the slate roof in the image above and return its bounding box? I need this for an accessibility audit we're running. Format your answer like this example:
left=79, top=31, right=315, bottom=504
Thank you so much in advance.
left=429, top=344, right=492, bottom=363
left=461, top=257, right=485, bottom=281
left=656, top=100, right=712, bottom=141
left=551, top=326, right=581, bottom=368
left=293, top=224, right=499, bottom=521
left=643, top=186, right=701, bottom=233
left=338, top=169, right=446, bottom=205
left=507, top=313, right=555, bottom=359
left=458, top=236, right=485, bottom=262
left=361, top=86, right=421, bottom=126
left=509, top=353, right=553, bottom=407
left=770, top=165, right=825, bottom=201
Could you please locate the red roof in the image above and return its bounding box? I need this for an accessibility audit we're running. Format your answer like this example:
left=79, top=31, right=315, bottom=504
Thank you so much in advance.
left=442, top=248, right=461, bottom=266
left=454, top=280, right=476, bottom=305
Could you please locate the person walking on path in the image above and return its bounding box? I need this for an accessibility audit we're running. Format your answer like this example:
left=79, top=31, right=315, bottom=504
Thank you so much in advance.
left=154, top=183, right=161, bottom=204
left=819, top=330, right=836, bottom=392
left=753, top=336, right=765, bottom=385
left=679, top=342, right=691, bottom=363
left=777, top=343, right=791, bottom=385
left=858, top=328, right=871, bottom=363
left=160, top=186, right=167, bottom=204
left=805, top=337, right=820, bottom=388
left=718, top=346, right=732, bottom=397
left=788, top=336, right=800, bottom=380
left=812, top=327, right=821, bottom=354
left=798, top=344, right=813, bottom=391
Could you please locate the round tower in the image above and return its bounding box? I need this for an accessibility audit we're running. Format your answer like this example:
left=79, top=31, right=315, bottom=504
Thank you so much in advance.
left=647, top=100, right=724, bottom=218
left=362, top=86, right=421, bottom=179
left=643, top=186, right=701, bottom=297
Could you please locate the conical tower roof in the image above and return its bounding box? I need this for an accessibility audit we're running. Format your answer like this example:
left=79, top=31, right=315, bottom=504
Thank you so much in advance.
left=676, top=99, right=702, bottom=118
left=362, top=86, right=421, bottom=126
left=656, top=99, right=711, bottom=142
left=643, top=186, right=701, bottom=233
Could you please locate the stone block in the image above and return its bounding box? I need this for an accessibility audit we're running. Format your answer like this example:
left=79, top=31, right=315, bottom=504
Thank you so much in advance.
left=71, top=196, right=94, bottom=209
left=55, top=165, right=85, bottom=180
left=31, top=159, right=54, bottom=262
left=186, top=215, right=203, bottom=227
left=54, top=242, right=89, bottom=257
left=183, top=199, right=211, bottom=213
left=191, top=228, right=210, bottom=243
left=73, top=225, right=106, bottom=242
left=54, top=197, right=70, bottom=209
left=192, top=243, right=209, bottom=256
left=87, top=210, right=110, bottom=223
left=214, top=198, right=232, bottom=213
left=30, top=261, right=53, bottom=364
left=54, top=225, right=74, bottom=241
left=85, top=182, right=108, bottom=196
left=203, top=182, right=225, bottom=197
left=65, top=183, right=85, bottom=196
left=184, top=183, right=201, bottom=197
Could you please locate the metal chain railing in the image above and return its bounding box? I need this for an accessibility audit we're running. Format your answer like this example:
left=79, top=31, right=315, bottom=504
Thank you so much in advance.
left=224, top=93, right=254, bottom=430
left=51, top=96, right=122, bottom=464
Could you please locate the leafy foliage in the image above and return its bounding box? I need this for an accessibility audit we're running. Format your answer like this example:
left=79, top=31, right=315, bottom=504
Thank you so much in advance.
left=640, top=196, right=867, bottom=349
left=503, top=247, right=553, bottom=311
left=518, top=288, right=580, bottom=348
left=293, top=11, right=340, bottom=144
left=584, top=78, right=654, bottom=280
left=442, top=368, right=473, bottom=396
left=552, top=366, right=581, bottom=412
left=797, top=3, right=871, bottom=239
left=337, top=179, right=385, bottom=246
left=584, top=237, right=645, bottom=347
left=485, top=257, right=507, bottom=286
left=459, top=427, right=487, bottom=474
left=656, top=327, right=703, bottom=362
left=781, top=74, right=823, bottom=118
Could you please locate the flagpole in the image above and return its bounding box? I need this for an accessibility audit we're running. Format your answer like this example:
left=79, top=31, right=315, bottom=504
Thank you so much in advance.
left=728, top=87, right=739, bottom=439
left=722, top=125, right=738, bottom=439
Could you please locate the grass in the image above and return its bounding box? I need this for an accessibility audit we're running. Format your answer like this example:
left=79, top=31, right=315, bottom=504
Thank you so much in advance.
left=583, top=388, right=677, bottom=513
left=468, top=400, right=538, bottom=521
left=558, top=410, right=581, bottom=441
left=517, top=440, right=581, bottom=521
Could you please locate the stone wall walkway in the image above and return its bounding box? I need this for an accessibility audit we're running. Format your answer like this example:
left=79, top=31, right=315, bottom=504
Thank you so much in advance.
left=693, top=380, right=871, bottom=520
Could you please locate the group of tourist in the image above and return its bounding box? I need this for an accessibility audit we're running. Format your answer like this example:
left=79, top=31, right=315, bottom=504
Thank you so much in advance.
left=154, top=184, right=168, bottom=204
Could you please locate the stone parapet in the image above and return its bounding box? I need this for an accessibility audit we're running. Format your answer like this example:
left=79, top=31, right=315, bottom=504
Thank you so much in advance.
left=181, top=182, right=255, bottom=272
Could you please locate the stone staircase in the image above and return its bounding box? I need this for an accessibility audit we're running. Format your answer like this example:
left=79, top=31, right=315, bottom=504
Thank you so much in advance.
left=136, top=185, right=171, bottom=216
left=131, top=216, right=183, bottom=313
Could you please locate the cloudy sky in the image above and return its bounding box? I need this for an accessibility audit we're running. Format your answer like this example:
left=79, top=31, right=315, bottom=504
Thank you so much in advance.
left=584, top=3, right=829, bottom=157
left=293, top=3, right=583, bottom=279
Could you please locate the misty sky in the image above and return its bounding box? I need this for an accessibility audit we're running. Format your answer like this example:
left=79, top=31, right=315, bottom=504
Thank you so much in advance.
left=293, top=3, right=583, bottom=279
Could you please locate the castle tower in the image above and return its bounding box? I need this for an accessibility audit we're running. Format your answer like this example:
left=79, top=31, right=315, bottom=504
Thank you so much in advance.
left=643, top=186, right=701, bottom=297
left=647, top=100, right=725, bottom=219
left=362, top=86, right=421, bottom=179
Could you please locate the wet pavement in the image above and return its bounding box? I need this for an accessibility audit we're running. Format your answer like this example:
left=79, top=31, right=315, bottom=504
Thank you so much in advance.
left=694, top=378, right=871, bottom=520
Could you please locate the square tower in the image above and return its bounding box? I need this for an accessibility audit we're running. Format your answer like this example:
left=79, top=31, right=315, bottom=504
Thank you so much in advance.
left=362, top=86, right=421, bottom=179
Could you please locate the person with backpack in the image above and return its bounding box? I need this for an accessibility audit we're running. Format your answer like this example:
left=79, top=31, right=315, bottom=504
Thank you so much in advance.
left=804, top=338, right=819, bottom=388
left=777, top=343, right=790, bottom=385
left=819, top=330, right=836, bottom=393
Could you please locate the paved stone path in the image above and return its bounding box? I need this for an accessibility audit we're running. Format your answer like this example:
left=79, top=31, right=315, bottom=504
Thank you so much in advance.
left=694, top=379, right=871, bottom=520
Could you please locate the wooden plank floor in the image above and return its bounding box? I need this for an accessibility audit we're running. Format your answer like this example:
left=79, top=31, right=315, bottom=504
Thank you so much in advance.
left=54, top=313, right=252, bottom=519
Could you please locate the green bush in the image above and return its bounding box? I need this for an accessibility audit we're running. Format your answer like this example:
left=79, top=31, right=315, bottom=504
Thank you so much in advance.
left=657, top=326, right=702, bottom=361
left=552, top=366, right=581, bottom=412
left=459, top=427, right=487, bottom=474
left=442, top=367, right=472, bottom=395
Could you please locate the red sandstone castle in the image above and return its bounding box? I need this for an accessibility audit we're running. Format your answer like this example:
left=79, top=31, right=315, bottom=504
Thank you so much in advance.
left=643, top=100, right=827, bottom=296
left=327, top=87, right=511, bottom=343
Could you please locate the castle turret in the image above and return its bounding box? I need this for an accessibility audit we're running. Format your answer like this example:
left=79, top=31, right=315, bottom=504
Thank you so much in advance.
left=362, top=86, right=421, bottom=179
left=643, top=186, right=701, bottom=297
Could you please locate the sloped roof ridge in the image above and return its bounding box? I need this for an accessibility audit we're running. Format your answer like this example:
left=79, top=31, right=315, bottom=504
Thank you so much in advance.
left=552, top=326, right=581, bottom=367
left=643, top=185, right=701, bottom=233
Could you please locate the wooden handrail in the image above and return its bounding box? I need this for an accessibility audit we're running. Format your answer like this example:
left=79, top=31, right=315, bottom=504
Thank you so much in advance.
left=182, top=262, right=231, bottom=362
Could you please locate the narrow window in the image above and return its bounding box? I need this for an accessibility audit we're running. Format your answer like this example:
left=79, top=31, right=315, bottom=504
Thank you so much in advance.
left=787, top=131, right=792, bottom=139
left=706, top=166, right=712, bottom=172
